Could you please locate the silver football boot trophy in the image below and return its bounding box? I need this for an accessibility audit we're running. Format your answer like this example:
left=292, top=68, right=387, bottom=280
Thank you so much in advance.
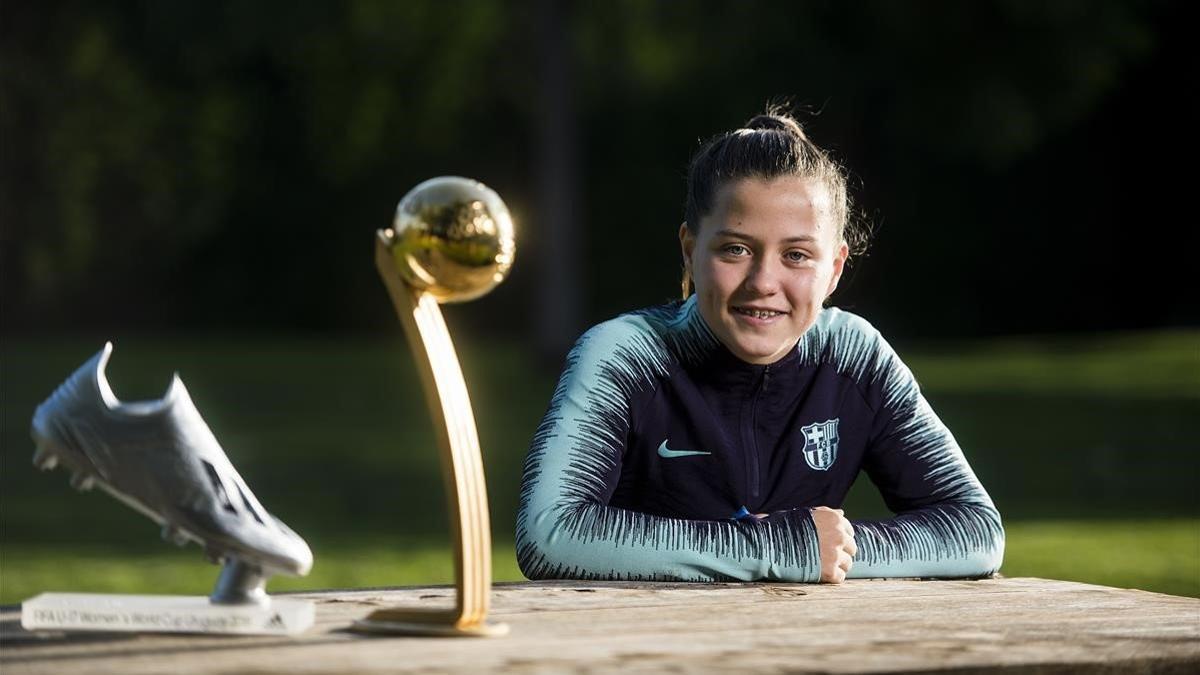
left=22, top=343, right=315, bottom=635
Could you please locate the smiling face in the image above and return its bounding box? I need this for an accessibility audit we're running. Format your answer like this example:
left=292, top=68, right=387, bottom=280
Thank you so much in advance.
left=680, top=176, right=849, bottom=365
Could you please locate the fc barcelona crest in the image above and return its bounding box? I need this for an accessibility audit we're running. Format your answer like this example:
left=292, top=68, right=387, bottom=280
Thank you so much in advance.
left=801, top=419, right=839, bottom=471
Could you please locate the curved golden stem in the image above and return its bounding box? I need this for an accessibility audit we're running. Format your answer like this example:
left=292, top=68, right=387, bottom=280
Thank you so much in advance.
left=353, top=232, right=507, bottom=637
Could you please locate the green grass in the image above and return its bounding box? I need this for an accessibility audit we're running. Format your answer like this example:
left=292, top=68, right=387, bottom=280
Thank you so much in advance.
left=3, top=520, right=1196, bottom=604
left=2, top=329, right=1197, bottom=604
left=1000, top=519, right=1200, bottom=597
left=903, top=330, right=1200, bottom=400
left=0, top=541, right=525, bottom=604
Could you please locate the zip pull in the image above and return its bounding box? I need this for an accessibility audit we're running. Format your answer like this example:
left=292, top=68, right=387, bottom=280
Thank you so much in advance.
left=763, top=366, right=770, bottom=392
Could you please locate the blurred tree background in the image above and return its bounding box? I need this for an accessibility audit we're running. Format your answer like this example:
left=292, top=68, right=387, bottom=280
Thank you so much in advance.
left=1, top=0, right=1196, bottom=601
left=4, top=0, right=1195, bottom=344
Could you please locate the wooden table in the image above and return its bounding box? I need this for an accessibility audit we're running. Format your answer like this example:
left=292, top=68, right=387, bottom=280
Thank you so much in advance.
left=3, top=578, right=1197, bottom=673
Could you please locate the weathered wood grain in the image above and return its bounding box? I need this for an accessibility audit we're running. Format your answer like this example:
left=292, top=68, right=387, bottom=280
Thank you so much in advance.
left=2, top=578, right=1197, bottom=673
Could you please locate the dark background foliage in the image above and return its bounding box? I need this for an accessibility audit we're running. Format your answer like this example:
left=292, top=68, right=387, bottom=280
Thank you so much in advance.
left=2, top=0, right=1194, bottom=352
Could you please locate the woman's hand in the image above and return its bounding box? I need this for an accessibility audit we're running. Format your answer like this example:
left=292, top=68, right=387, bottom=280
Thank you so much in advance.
left=811, top=506, right=856, bottom=583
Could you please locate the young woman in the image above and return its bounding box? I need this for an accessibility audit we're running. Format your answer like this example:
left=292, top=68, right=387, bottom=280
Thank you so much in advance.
left=516, top=110, right=1004, bottom=583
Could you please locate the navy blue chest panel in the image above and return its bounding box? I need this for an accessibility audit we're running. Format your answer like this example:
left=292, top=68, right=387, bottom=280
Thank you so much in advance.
left=612, top=363, right=870, bottom=518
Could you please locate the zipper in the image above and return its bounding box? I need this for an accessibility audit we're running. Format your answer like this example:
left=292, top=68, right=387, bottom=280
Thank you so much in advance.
left=741, top=365, right=770, bottom=503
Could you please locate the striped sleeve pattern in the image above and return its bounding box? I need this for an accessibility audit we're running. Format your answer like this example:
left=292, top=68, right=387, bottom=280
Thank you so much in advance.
left=802, top=311, right=1005, bottom=579
left=516, top=311, right=822, bottom=582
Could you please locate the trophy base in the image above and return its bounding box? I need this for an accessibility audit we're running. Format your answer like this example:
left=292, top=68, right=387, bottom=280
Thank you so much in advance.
left=21, top=592, right=314, bottom=636
left=351, top=607, right=508, bottom=637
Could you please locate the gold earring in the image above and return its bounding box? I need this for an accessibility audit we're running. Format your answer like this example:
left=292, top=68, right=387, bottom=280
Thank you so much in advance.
left=680, top=267, right=692, bottom=300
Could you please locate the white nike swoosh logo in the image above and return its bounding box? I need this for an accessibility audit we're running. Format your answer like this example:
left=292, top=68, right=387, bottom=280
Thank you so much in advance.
left=657, top=441, right=712, bottom=458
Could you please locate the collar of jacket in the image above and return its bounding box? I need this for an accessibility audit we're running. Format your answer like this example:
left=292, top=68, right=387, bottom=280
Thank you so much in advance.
left=676, top=298, right=804, bottom=390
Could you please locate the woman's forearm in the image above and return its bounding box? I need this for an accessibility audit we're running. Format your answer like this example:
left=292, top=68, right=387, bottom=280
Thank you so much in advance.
left=846, top=501, right=1005, bottom=579
left=517, top=498, right=822, bottom=582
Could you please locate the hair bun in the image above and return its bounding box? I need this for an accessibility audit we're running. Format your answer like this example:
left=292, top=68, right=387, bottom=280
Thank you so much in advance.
left=743, top=113, right=806, bottom=139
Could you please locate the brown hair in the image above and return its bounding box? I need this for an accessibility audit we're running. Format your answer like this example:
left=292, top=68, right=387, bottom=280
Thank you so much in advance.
left=683, top=106, right=869, bottom=257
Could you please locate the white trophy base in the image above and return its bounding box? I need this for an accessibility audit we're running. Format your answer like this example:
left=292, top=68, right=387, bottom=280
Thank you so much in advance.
left=21, top=592, right=315, bottom=636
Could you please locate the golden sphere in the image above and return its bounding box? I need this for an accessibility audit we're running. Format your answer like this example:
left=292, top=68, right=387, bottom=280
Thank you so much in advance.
left=383, top=176, right=515, bottom=303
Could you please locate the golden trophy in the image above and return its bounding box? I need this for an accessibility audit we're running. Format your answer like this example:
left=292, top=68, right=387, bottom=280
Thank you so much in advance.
left=352, top=177, right=515, bottom=637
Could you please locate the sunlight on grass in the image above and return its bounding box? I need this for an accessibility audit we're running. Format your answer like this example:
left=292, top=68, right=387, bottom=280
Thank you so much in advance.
left=1, top=542, right=524, bottom=605
left=1002, top=519, right=1200, bottom=597
left=3, top=520, right=1197, bottom=604
left=906, top=330, right=1200, bottom=399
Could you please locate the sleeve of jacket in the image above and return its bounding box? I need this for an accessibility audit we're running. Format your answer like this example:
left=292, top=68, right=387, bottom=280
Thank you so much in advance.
left=846, top=325, right=1005, bottom=579
left=516, top=316, right=823, bottom=582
